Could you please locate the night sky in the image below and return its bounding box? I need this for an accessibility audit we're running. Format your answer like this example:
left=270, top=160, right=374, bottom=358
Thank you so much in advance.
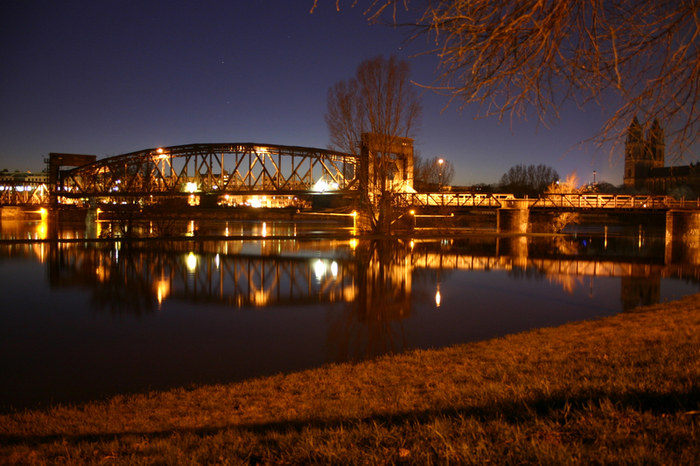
left=0, top=0, right=663, bottom=186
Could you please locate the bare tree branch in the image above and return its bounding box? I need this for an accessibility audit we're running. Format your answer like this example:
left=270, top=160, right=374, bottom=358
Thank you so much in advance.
left=326, top=55, right=421, bottom=153
left=317, top=0, right=700, bottom=160
left=326, top=55, right=422, bottom=231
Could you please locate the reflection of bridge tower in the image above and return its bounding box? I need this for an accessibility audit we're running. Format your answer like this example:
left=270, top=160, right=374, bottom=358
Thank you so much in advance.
left=496, top=235, right=529, bottom=267
left=331, top=240, right=413, bottom=361
left=355, top=241, right=412, bottom=320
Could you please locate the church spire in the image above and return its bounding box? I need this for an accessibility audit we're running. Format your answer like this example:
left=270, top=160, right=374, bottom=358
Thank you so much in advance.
left=627, top=116, right=643, bottom=145
left=647, top=118, right=665, bottom=165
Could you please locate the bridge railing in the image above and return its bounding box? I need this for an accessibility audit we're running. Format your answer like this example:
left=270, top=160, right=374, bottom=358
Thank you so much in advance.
left=394, top=192, right=511, bottom=208
left=531, top=194, right=700, bottom=210
left=393, top=192, right=700, bottom=210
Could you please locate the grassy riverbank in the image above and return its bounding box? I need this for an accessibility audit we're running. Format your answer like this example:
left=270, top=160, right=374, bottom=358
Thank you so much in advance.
left=2, top=294, right=699, bottom=464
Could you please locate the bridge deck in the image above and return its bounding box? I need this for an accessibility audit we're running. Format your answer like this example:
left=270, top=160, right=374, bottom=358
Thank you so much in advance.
left=395, top=192, right=700, bottom=211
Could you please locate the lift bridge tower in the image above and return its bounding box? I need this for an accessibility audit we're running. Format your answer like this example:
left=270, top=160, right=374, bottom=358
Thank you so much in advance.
left=358, top=133, right=414, bottom=232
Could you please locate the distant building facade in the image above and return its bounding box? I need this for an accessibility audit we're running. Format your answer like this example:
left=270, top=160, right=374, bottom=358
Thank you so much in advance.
left=623, top=117, right=700, bottom=196
left=0, top=169, right=48, bottom=184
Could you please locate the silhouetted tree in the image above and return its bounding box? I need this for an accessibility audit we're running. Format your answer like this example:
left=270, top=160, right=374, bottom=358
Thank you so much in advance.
left=326, top=55, right=422, bottom=231
left=543, top=172, right=581, bottom=232
left=582, top=181, right=619, bottom=194
left=413, top=154, right=455, bottom=191
left=314, top=1, right=700, bottom=154
left=326, top=55, right=421, bottom=156
left=545, top=172, right=579, bottom=194
left=470, top=183, right=494, bottom=193
left=499, top=164, right=559, bottom=197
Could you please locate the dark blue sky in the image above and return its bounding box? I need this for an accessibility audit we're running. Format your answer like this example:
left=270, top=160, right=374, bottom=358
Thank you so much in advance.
left=1, top=0, right=647, bottom=185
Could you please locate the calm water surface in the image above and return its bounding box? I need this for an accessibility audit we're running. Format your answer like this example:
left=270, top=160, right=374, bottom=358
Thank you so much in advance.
left=1, top=217, right=699, bottom=412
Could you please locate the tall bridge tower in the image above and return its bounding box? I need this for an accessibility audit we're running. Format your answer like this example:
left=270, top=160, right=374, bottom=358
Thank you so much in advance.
left=359, top=133, right=414, bottom=196
left=357, top=133, right=414, bottom=232
left=47, top=152, right=97, bottom=205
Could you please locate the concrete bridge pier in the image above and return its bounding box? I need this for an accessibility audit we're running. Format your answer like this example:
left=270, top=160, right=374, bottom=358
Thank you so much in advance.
left=354, top=208, right=375, bottom=234
left=497, top=200, right=530, bottom=234
left=85, top=206, right=100, bottom=239
left=664, top=210, right=700, bottom=265
left=1, top=206, right=23, bottom=220
left=47, top=209, right=59, bottom=240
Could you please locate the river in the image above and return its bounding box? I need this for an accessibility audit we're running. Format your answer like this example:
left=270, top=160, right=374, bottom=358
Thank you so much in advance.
left=1, top=216, right=698, bottom=412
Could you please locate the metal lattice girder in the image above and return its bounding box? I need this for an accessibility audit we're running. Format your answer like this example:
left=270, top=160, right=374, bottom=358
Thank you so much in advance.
left=58, top=143, right=360, bottom=199
left=530, top=194, right=675, bottom=210
left=393, top=192, right=507, bottom=208
left=0, top=182, right=49, bottom=206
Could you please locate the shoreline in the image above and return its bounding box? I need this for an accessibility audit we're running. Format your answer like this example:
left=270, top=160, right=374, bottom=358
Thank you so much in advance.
left=2, top=292, right=698, bottom=463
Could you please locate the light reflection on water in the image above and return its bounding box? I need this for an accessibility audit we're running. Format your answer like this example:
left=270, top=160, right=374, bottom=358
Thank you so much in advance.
left=0, top=218, right=699, bottom=412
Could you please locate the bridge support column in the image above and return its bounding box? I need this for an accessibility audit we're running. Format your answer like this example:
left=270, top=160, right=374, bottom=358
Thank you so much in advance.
left=1, top=206, right=23, bottom=220
left=665, top=210, right=700, bottom=265
left=85, top=206, right=100, bottom=239
left=497, top=200, right=530, bottom=234
left=351, top=207, right=375, bottom=233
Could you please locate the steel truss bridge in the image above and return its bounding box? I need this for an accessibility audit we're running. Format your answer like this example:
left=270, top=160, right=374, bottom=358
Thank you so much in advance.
left=2, top=140, right=699, bottom=212
left=0, top=181, right=49, bottom=206
left=394, top=192, right=700, bottom=211
left=50, top=143, right=359, bottom=204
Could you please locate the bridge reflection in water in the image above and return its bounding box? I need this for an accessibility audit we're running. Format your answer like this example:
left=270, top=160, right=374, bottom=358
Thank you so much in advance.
left=2, top=232, right=699, bottom=411
left=11, top=233, right=696, bottom=359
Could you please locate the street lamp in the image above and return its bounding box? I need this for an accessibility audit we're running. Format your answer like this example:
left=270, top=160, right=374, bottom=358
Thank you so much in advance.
left=438, top=158, right=444, bottom=191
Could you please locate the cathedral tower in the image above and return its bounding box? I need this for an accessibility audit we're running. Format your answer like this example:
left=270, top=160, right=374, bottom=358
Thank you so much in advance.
left=623, top=117, right=665, bottom=189
left=624, top=117, right=646, bottom=188
left=647, top=118, right=665, bottom=169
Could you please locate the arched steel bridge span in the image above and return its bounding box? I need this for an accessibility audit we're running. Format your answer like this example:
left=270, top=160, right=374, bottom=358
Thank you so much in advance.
left=56, top=142, right=359, bottom=200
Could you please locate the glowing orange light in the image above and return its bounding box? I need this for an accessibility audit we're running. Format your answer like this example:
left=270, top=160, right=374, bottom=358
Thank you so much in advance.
left=253, top=290, right=269, bottom=306
left=36, top=221, right=47, bottom=240
left=186, top=252, right=197, bottom=272
left=155, top=279, right=170, bottom=307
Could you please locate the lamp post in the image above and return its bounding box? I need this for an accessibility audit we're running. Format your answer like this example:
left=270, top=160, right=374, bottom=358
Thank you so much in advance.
left=438, top=158, right=444, bottom=191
